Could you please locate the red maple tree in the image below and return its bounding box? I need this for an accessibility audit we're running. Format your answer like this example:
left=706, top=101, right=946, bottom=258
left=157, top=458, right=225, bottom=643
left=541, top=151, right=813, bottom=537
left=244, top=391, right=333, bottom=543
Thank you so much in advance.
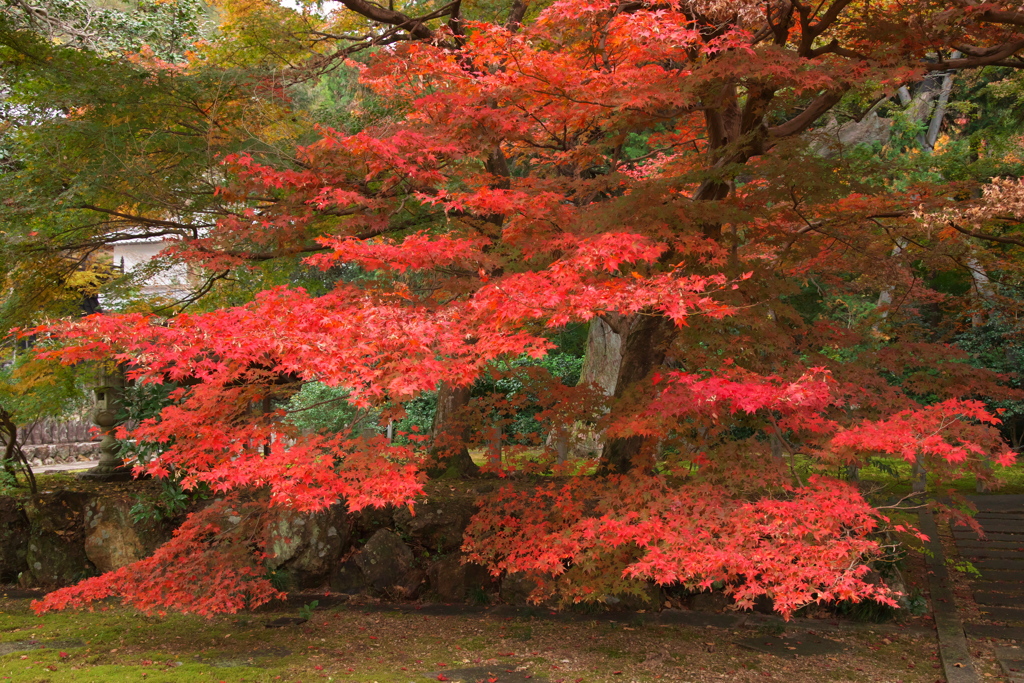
left=31, top=0, right=1024, bottom=617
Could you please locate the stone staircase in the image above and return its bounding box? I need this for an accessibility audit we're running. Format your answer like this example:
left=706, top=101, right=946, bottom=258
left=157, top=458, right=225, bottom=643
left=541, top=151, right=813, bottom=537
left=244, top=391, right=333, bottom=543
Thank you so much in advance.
left=952, top=494, right=1024, bottom=682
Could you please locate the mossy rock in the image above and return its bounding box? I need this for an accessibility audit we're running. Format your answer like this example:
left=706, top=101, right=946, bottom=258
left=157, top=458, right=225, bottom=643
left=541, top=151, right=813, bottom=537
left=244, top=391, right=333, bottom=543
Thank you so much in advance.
left=23, top=491, right=93, bottom=586
left=427, top=552, right=494, bottom=602
left=83, top=497, right=172, bottom=574
left=266, top=505, right=351, bottom=589
left=329, top=558, right=369, bottom=595
left=0, top=497, right=30, bottom=582
left=355, top=529, right=414, bottom=594
left=394, top=496, right=476, bottom=553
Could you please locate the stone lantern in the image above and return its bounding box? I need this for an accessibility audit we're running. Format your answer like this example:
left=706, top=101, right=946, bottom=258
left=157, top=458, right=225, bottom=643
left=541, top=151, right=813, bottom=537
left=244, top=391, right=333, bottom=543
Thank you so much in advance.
left=79, top=365, right=133, bottom=482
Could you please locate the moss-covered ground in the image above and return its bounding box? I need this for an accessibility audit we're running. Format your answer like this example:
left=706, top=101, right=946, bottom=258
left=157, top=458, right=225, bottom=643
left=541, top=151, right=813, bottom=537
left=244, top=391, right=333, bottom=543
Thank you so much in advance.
left=0, top=594, right=946, bottom=683
left=855, top=459, right=1024, bottom=498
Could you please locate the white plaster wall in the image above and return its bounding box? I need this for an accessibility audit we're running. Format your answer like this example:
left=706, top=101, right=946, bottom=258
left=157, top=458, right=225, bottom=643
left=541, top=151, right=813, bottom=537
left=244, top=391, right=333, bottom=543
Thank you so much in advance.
left=111, top=240, right=191, bottom=298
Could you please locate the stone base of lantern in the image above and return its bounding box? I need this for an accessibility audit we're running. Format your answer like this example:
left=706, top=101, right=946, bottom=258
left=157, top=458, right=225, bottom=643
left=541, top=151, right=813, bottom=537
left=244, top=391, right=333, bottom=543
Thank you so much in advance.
left=77, top=465, right=136, bottom=482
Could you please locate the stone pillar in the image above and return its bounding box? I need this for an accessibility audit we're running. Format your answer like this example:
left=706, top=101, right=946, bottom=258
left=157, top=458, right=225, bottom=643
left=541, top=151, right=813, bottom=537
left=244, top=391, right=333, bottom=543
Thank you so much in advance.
left=78, top=365, right=134, bottom=482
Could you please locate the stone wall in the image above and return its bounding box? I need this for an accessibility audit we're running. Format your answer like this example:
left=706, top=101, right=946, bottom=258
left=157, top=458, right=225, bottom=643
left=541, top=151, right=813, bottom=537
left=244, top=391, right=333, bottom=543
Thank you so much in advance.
left=21, top=418, right=93, bottom=446
left=0, top=486, right=506, bottom=604
left=22, top=442, right=102, bottom=469
left=0, top=486, right=665, bottom=610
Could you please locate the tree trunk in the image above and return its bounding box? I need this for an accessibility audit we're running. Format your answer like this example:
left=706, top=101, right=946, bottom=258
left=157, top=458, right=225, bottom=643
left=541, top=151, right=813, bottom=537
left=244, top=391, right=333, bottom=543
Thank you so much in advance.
left=427, top=382, right=479, bottom=478
left=0, top=408, right=35, bottom=493
left=598, top=315, right=678, bottom=474
left=486, top=421, right=502, bottom=468
left=579, top=317, right=622, bottom=396
left=923, top=52, right=960, bottom=153
left=561, top=317, right=623, bottom=460
left=967, top=257, right=994, bottom=328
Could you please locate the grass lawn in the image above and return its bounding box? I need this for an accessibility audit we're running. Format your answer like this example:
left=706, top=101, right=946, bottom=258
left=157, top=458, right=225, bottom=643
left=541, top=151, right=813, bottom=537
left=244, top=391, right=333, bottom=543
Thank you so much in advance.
left=0, top=594, right=945, bottom=683
left=855, top=459, right=1024, bottom=499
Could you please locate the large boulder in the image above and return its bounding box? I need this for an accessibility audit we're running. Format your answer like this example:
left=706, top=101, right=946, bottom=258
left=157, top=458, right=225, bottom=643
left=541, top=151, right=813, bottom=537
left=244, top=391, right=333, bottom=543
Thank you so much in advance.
left=427, top=552, right=494, bottom=602
left=394, top=497, right=475, bottom=553
left=265, top=505, right=350, bottom=589
left=350, top=505, right=397, bottom=544
left=0, top=497, right=30, bottom=582
left=601, top=582, right=662, bottom=611
left=689, top=590, right=732, bottom=612
left=330, top=558, right=370, bottom=595
left=23, top=492, right=93, bottom=586
left=83, top=497, right=169, bottom=574
left=500, top=572, right=541, bottom=606
left=355, top=529, right=414, bottom=594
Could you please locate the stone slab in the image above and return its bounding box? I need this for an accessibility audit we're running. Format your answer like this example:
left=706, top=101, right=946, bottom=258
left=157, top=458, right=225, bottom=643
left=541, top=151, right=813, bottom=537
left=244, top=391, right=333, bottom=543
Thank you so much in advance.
left=0, top=639, right=85, bottom=656
left=950, top=528, right=1024, bottom=536
left=955, top=540, right=1024, bottom=550
left=977, top=606, right=1024, bottom=622
left=656, top=611, right=739, bottom=628
left=968, top=495, right=1024, bottom=511
left=954, top=531, right=1024, bottom=542
left=974, top=514, right=1024, bottom=523
left=996, top=646, right=1024, bottom=681
left=970, top=581, right=1024, bottom=594
left=978, top=524, right=1024, bottom=534
left=973, top=558, right=1024, bottom=571
left=995, top=646, right=1024, bottom=659
left=421, top=667, right=549, bottom=683
left=37, top=460, right=99, bottom=474
left=734, top=633, right=845, bottom=659
left=957, top=547, right=1024, bottom=559
left=77, top=468, right=135, bottom=483
left=974, top=569, right=1024, bottom=583
left=964, top=622, right=1024, bottom=641
left=974, top=592, right=1024, bottom=606
left=192, top=646, right=291, bottom=668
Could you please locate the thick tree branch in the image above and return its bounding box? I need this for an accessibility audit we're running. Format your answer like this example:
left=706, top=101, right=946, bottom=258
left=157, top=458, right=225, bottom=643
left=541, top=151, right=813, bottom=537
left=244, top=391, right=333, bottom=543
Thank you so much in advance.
left=928, top=40, right=1024, bottom=70
left=946, top=221, right=1024, bottom=248
left=767, top=89, right=847, bottom=138
left=806, top=38, right=865, bottom=60
left=808, top=0, right=856, bottom=38
left=338, top=0, right=435, bottom=40
left=971, top=7, right=1024, bottom=27
left=506, top=0, right=527, bottom=31
left=77, top=205, right=207, bottom=237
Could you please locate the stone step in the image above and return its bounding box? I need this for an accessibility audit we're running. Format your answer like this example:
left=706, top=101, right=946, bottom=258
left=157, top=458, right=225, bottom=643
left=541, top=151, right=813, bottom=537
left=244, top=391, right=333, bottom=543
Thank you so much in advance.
left=953, top=531, right=1024, bottom=542
left=954, top=522, right=1024, bottom=534
left=981, top=522, right=1024, bottom=532
left=975, top=591, right=1024, bottom=606
left=973, top=558, right=1024, bottom=571
left=999, top=658, right=1024, bottom=681
left=969, top=494, right=1024, bottom=511
left=958, top=547, right=1024, bottom=559
left=964, top=622, right=1024, bottom=641
left=975, top=520, right=1024, bottom=530
left=976, top=511, right=1024, bottom=519
left=954, top=540, right=1024, bottom=552
left=974, top=569, right=1024, bottom=583
left=971, top=581, right=1024, bottom=594
left=978, top=606, right=1024, bottom=623
left=950, top=536, right=1024, bottom=548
